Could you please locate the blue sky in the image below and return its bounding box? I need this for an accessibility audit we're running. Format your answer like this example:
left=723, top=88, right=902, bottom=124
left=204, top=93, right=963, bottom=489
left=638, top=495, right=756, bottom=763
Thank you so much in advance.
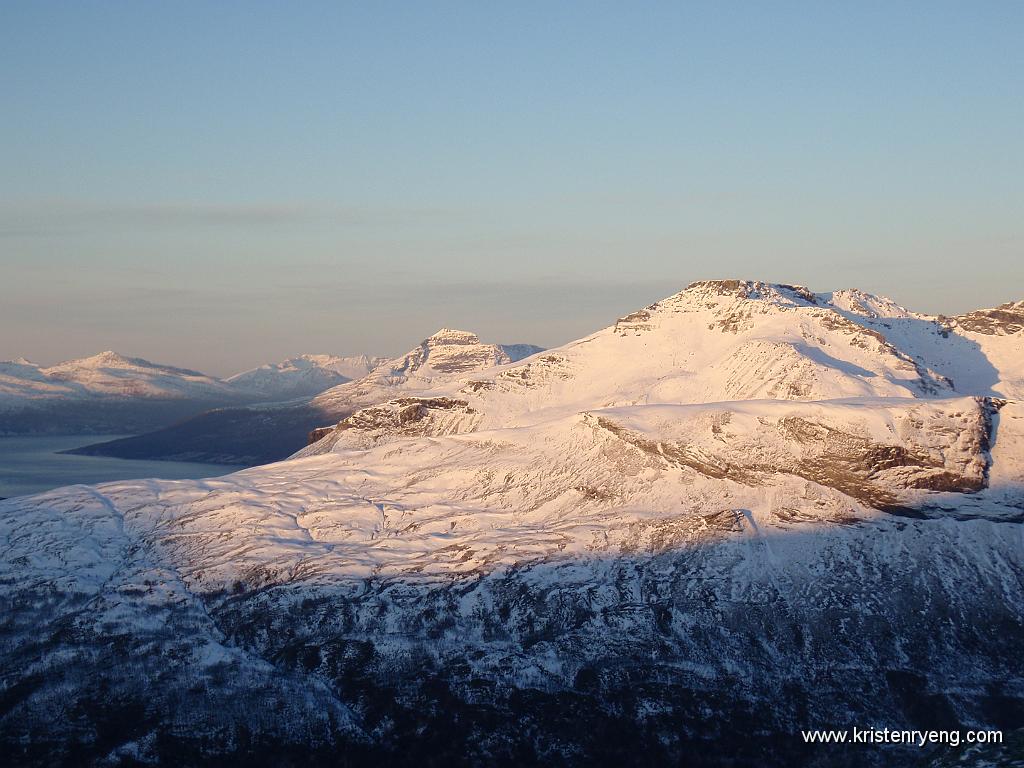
left=1, top=1, right=1021, bottom=374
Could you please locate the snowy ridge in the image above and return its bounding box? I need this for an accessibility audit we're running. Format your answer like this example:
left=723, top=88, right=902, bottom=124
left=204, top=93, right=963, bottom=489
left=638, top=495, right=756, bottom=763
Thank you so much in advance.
left=0, top=350, right=394, bottom=410
left=304, top=279, right=1017, bottom=453
left=0, top=351, right=237, bottom=406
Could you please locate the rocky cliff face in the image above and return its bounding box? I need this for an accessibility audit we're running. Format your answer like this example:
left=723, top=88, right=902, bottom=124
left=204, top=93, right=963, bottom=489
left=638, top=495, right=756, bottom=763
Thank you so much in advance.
left=310, top=328, right=543, bottom=408
left=392, top=328, right=532, bottom=375
left=1, top=282, right=1022, bottom=767
left=954, top=301, right=1024, bottom=335
left=591, top=397, right=998, bottom=511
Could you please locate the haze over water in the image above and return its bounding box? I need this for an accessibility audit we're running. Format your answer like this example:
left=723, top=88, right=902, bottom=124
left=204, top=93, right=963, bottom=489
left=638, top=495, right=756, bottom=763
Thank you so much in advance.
left=0, top=435, right=237, bottom=498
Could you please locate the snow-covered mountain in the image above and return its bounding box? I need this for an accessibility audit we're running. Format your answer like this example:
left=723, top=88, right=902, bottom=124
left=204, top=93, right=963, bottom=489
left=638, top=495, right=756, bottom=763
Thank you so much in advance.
left=1, top=281, right=1022, bottom=766
left=309, top=328, right=544, bottom=412
left=226, top=354, right=386, bottom=400
left=300, top=280, right=1021, bottom=455
left=0, top=350, right=393, bottom=436
left=0, top=351, right=254, bottom=435
left=0, top=351, right=236, bottom=405
left=70, top=330, right=544, bottom=465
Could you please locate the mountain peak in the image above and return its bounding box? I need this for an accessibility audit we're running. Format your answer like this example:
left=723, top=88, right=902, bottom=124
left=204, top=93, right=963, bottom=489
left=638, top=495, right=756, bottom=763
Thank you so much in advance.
left=666, top=280, right=821, bottom=311
left=818, top=288, right=911, bottom=319
left=41, top=351, right=213, bottom=382
left=352, top=330, right=535, bottom=382
left=660, top=280, right=916, bottom=322
left=424, top=329, right=482, bottom=346
left=684, top=279, right=812, bottom=299
left=45, top=350, right=143, bottom=370
left=93, top=350, right=133, bottom=364
left=2, top=356, right=36, bottom=367
left=410, top=329, right=503, bottom=374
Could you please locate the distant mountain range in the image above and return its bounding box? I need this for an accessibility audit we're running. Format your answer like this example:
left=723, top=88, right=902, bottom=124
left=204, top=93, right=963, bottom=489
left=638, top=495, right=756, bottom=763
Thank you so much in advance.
left=0, top=350, right=387, bottom=436
left=67, top=330, right=544, bottom=464
left=0, top=351, right=235, bottom=402
left=1, top=280, right=1021, bottom=766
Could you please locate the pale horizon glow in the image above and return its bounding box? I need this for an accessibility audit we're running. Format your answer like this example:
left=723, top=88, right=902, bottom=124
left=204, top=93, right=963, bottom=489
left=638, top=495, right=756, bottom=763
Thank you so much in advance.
left=2, top=2, right=1022, bottom=376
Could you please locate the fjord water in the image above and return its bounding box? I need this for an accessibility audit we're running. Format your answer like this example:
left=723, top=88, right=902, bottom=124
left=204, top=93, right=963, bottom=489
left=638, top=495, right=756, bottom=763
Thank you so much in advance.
left=0, top=435, right=239, bottom=498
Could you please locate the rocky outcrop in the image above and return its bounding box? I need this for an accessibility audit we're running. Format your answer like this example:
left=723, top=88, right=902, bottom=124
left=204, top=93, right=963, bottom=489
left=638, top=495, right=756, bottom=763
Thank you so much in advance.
left=391, top=329, right=542, bottom=376
left=592, top=398, right=997, bottom=512
left=301, top=397, right=481, bottom=453
left=954, top=301, right=1024, bottom=335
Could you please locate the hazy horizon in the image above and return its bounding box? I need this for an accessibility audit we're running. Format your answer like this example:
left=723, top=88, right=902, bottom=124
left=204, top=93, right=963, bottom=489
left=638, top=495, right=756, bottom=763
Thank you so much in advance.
left=3, top=2, right=1021, bottom=376
left=1, top=276, right=1020, bottom=378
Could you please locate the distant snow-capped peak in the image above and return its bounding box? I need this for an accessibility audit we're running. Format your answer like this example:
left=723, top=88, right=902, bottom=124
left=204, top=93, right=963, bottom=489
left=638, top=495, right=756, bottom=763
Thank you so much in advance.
left=42, top=350, right=211, bottom=378
left=0, top=350, right=235, bottom=404
left=227, top=354, right=387, bottom=399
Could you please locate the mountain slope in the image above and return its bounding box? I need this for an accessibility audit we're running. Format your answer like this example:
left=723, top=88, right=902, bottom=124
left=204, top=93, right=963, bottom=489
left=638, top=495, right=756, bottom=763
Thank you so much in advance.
left=1, top=282, right=1022, bottom=766
left=3, top=400, right=1021, bottom=764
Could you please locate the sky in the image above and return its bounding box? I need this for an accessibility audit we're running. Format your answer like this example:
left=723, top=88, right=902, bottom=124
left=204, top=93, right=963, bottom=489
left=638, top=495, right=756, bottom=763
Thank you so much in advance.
left=1, top=1, right=1022, bottom=376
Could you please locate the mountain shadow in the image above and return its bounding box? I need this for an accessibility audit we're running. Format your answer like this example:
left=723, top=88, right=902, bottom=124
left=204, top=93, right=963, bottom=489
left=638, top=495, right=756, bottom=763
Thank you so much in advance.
left=64, top=401, right=338, bottom=466
left=2, top=510, right=1021, bottom=768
